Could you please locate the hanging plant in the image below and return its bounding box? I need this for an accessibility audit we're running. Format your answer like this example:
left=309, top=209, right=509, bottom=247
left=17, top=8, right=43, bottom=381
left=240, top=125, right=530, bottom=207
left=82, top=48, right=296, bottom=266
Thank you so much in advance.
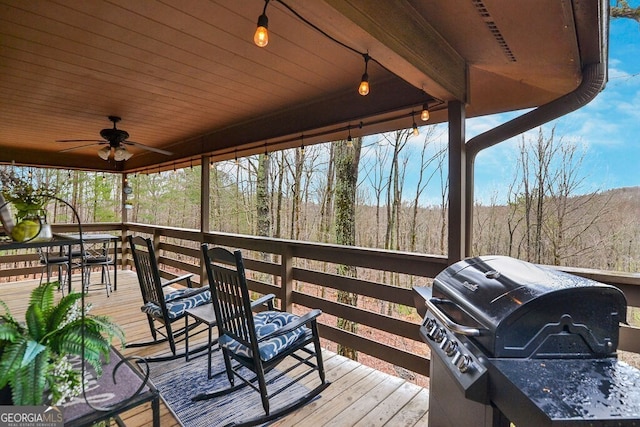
left=0, top=169, right=58, bottom=241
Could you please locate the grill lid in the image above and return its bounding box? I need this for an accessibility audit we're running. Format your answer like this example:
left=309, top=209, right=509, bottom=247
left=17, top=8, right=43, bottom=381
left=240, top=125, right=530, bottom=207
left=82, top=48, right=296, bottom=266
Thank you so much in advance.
left=432, top=256, right=627, bottom=357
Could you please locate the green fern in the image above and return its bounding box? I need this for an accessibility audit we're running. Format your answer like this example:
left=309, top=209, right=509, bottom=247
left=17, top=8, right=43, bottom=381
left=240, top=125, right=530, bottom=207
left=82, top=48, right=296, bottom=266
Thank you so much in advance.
left=46, top=292, right=82, bottom=331
left=0, top=338, right=27, bottom=388
left=29, top=282, right=55, bottom=313
left=0, top=322, right=19, bottom=342
left=25, top=303, right=46, bottom=342
left=0, top=281, right=125, bottom=405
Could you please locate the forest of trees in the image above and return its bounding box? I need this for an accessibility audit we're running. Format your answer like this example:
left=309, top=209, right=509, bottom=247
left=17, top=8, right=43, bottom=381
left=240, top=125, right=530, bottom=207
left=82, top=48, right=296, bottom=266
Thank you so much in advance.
left=4, top=125, right=637, bottom=274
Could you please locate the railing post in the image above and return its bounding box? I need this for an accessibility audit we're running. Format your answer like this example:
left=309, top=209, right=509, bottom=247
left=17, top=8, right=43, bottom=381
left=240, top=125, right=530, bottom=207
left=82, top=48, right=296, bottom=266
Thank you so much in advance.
left=200, top=155, right=211, bottom=286
left=281, top=244, right=293, bottom=312
left=152, top=230, right=161, bottom=265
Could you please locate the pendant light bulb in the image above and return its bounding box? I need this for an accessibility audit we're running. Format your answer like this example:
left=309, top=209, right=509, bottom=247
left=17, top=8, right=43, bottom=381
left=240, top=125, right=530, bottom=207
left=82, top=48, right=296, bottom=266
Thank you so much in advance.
left=412, top=112, right=419, bottom=137
left=420, top=104, right=430, bottom=121
left=254, top=18, right=268, bottom=47
left=347, top=127, right=354, bottom=148
left=358, top=54, right=370, bottom=96
left=254, top=1, right=270, bottom=47
left=358, top=76, right=369, bottom=96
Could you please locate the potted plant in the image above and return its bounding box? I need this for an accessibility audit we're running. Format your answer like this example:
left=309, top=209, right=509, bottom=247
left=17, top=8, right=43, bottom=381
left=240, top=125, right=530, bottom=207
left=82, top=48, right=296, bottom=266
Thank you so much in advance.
left=0, top=281, right=125, bottom=405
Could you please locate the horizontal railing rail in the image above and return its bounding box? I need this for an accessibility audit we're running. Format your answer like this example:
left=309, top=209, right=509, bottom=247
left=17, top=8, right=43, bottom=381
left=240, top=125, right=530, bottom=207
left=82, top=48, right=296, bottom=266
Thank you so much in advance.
left=2, top=221, right=639, bottom=376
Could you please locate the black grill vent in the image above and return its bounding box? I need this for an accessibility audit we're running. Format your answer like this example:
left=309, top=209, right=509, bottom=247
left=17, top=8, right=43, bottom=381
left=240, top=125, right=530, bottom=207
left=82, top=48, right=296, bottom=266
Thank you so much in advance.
left=472, top=0, right=517, bottom=62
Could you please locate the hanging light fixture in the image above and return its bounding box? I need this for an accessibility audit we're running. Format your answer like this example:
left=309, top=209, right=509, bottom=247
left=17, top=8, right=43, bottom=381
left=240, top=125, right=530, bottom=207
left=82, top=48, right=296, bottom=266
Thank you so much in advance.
left=254, top=0, right=270, bottom=47
left=98, top=146, right=111, bottom=160
left=346, top=125, right=353, bottom=148
left=420, top=103, right=430, bottom=121
left=412, top=112, right=419, bottom=137
left=358, top=53, right=370, bottom=96
left=299, top=134, right=305, bottom=156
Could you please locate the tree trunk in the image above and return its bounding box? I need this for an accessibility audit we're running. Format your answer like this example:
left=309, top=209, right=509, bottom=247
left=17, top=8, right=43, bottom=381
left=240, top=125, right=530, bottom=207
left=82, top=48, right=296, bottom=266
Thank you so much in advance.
left=334, top=137, right=362, bottom=360
left=256, top=153, right=270, bottom=238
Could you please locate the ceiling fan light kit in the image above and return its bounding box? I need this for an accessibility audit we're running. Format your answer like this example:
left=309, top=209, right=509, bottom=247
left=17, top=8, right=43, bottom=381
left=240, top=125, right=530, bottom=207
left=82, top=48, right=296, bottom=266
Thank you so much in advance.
left=56, top=116, right=172, bottom=161
left=97, top=146, right=111, bottom=160
left=114, top=146, right=133, bottom=162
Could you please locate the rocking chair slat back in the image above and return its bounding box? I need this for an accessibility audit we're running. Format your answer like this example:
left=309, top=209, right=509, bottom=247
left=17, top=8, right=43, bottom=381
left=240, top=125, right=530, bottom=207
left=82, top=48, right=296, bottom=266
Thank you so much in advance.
left=128, top=236, right=166, bottom=317
left=208, top=249, right=255, bottom=349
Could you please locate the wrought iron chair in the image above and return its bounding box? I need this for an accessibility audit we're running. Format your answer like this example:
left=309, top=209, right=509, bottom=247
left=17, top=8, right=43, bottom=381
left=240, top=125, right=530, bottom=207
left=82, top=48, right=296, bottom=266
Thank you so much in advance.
left=81, top=241, right=113, bottom=297
left=195, top=245, right=329, bottom=425
left=37, top=247, right=70, bottom=291
left=127, top=235, right=211, bottom=360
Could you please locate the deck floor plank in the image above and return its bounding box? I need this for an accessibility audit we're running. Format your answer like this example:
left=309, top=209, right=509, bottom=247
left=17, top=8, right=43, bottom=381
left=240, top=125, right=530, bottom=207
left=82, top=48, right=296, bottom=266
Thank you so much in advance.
left=1, top=271, right=429, bottom=426
left=384, top=387, right=431, bottom=426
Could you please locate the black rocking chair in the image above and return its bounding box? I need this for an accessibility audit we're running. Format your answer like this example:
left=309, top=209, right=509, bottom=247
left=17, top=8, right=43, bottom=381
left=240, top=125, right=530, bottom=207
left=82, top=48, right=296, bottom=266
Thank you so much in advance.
left=127, top=235, right=211, bottom=361
left=194, top=245, right=329, bottom=426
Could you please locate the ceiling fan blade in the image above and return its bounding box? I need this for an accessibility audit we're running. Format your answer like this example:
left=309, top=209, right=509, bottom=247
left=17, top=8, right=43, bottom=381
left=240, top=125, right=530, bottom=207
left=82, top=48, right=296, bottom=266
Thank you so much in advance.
left=125, top=141, right=172, bottom=156
left=59, top=142, right=107, bottom=153
left=56, top=139, right=105, bottom=143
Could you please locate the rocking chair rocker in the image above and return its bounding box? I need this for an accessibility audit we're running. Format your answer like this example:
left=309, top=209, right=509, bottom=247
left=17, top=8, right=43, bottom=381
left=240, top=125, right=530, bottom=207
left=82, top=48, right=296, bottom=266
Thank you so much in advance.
left=127, top=235, right=212, bottom=361
left=194, top=245, right=329, bottom=426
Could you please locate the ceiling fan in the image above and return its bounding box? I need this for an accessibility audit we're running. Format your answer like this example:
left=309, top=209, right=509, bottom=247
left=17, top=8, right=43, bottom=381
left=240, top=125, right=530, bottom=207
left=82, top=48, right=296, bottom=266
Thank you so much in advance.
left=57, top=116, right=173, bottom=161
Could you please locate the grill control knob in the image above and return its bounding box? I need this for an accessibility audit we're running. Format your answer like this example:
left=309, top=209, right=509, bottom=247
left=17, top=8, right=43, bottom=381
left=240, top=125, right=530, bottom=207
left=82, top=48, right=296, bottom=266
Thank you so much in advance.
left=433, top=328, right=446, bottom=343
left=443, top=339, right=458, bottom=357
left=439, top=337, right=449, bottom=350
left=426, top=323, right=439, bottom=340
left=456, top=354, right=473, bottom=373
left=423, top=318, right=436, bottom=332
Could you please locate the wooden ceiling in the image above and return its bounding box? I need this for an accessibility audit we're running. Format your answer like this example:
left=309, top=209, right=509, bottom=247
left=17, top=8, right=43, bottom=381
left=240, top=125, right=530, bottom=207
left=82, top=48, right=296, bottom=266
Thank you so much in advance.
left=0, top=0, right=606, bottom=173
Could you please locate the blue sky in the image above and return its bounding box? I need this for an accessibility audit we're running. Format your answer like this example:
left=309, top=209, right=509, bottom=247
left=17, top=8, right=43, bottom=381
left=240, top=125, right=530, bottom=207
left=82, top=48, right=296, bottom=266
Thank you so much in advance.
left=470, top=12, right=640, bottom=203
left=358, top=8, right=639, bottom=207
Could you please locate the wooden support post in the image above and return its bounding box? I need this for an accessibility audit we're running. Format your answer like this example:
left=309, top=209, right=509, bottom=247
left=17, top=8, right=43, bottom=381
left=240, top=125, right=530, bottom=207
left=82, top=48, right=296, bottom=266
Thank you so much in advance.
left=200, top=155, right=211, bottom=286
left=448, top=100, right=466, bottom=264
left=280, top=245, right=293, bottom=313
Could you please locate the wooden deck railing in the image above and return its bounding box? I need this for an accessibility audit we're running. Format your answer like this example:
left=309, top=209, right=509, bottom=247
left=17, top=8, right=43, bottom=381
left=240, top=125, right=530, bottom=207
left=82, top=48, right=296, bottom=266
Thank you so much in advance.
left=2, top=222, right=639, bottom=377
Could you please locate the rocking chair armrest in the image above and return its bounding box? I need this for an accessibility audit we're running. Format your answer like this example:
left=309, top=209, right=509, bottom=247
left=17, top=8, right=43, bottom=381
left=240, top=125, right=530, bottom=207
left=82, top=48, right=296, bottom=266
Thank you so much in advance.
left=161, top=273, right=194, bottom=288
left=250, top=293, right=276, bottom=311
left=257, top=309, right=322, bottom=342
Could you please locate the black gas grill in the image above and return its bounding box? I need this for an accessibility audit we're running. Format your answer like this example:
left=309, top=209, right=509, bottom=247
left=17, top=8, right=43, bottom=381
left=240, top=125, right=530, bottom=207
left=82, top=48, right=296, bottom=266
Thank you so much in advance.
left=414, top=255, right=640, bottom=427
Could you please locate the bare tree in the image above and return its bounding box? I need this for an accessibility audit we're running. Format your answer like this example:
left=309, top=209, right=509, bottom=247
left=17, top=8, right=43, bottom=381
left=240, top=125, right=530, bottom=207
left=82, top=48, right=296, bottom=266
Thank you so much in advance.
left=611, top=0, right=640, bottom=23
left=384, top=130, right=411, bottom=251
left=506, top=127, right=612, bottom=266
left=409, top=127, right=444, bottom=252
left=319, top=144, right=335, bottom=243
left=360, top=138, right=390, bottom=248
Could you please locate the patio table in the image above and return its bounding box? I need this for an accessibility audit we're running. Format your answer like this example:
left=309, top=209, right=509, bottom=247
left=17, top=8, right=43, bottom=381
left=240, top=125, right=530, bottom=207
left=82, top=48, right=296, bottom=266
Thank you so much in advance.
left=62, top=346, right=159, bottom=427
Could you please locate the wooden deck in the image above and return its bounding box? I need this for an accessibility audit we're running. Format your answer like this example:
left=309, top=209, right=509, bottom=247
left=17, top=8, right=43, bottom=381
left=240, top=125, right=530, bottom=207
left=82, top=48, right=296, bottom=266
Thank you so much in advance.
left=1, top=269, right=430, bottom=426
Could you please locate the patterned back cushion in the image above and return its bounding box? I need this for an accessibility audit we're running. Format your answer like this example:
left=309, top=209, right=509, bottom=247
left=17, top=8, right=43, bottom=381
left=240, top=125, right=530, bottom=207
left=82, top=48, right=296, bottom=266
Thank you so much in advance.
left=219, top=311, right=310, bottom=362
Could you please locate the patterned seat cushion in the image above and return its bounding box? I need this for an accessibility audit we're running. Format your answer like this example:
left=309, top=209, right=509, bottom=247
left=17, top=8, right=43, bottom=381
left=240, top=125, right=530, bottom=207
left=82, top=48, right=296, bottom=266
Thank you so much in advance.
left=219, top=311, right=310, bottom=362
left=141, top=287, right=211, bottom=319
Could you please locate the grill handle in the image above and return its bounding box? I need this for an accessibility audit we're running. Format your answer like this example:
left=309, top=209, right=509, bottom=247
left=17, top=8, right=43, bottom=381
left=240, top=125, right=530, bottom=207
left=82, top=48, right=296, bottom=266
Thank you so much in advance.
left=426, top=297, right=483, bottom=337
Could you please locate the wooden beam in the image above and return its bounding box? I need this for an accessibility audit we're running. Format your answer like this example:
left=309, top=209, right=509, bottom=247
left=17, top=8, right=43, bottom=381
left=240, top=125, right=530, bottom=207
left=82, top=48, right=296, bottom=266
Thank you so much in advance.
left=448, top=101, right=466, bottom=264
left=323, top=0, right=467, bottom=101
